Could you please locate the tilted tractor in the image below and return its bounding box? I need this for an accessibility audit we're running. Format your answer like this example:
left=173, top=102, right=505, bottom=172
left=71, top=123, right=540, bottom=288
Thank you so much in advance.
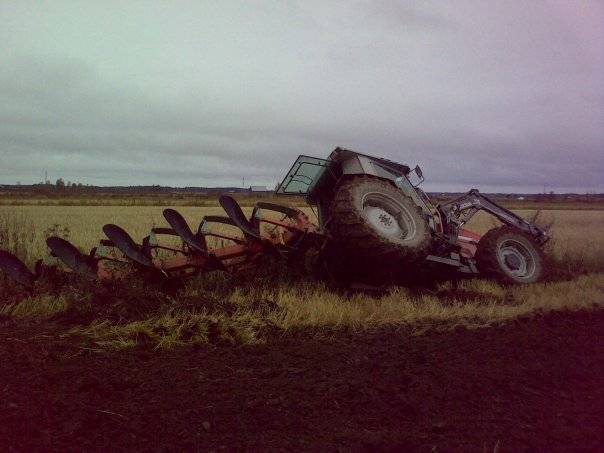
left=0, top=148, right=549, bottom=290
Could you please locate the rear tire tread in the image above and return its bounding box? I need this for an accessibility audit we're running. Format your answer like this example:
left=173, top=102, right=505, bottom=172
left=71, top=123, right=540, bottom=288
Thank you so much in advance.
left=328, top=176, right=433, bottom=267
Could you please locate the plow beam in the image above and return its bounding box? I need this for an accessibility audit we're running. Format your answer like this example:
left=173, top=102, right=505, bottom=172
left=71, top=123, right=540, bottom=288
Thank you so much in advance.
left=198, top=216, right=246, bottom=244
left=0, top=250, right=36, bottom=287
left=254, top=202, right=300, bottom=219
left=47, top=237, right=97, bottom=279
left=252, top=202, right=317, bottom=236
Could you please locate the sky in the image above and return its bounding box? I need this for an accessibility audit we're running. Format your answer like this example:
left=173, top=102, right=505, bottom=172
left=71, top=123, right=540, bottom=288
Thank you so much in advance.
left=1, top=1, right=602, bottom=193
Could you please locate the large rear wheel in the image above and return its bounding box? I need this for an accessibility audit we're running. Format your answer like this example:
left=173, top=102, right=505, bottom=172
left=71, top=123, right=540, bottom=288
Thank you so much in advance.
left=476, top=226, right=544, bottom=284
left=327, top=177, right=432, bottom=281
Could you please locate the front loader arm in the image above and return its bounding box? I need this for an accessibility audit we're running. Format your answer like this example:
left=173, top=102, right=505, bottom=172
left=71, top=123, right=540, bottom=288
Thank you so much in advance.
left=438, top=189, right=549, bottom=245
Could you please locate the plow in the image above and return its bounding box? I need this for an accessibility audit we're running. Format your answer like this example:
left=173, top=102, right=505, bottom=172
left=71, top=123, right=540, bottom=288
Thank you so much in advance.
left=1, top=148, right=549, bottom=290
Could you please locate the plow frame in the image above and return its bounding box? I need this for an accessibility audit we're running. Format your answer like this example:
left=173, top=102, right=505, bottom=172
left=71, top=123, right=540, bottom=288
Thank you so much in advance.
left=90, top=198, right=320, bottom=281
left=0, top=196, right=321, bottom=288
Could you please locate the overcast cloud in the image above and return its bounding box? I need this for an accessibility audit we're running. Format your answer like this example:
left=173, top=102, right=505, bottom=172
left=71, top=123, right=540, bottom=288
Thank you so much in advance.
left=1, top=1, right=602, bottom=192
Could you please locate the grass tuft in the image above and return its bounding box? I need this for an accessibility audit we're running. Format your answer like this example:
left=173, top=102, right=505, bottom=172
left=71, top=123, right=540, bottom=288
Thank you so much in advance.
left=1, top=294, right=69, bottom=319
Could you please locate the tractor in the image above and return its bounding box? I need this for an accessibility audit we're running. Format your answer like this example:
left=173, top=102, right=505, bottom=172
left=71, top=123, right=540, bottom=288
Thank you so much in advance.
left=277, top=147, right=548, bottom=284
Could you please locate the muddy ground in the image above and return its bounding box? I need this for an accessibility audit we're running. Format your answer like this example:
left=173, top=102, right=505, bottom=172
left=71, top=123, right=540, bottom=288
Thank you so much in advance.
left=1, top=310, right=603, bottom=452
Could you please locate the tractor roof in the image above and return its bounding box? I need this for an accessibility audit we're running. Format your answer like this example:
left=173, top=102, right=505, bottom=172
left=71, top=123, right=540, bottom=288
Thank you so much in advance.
left=329, top=147, right=411, bottom=175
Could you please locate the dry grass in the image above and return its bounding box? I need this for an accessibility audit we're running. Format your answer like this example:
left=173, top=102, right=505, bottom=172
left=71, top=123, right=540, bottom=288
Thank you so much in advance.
left=0, top=294, right=69, bottom=319
left=266, top=274, right=604, bottom=330
left=0, top=210, right=37, bottom=264
left=2, top=272, right=602, bottom=350
left=0, top=203, right=603, bottom=350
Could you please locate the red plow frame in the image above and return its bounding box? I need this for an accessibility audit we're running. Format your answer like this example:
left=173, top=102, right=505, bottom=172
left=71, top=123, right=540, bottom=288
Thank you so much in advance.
left=0, top=196, right=322, bottom=288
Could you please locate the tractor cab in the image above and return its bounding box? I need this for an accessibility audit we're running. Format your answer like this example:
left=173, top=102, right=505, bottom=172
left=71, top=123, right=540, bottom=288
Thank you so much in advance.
left=277, top=148, right=436, bottom=228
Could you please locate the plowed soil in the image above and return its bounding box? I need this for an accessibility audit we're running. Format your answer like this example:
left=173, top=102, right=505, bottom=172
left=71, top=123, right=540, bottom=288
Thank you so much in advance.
left=1, top=310, right=603, bottom=452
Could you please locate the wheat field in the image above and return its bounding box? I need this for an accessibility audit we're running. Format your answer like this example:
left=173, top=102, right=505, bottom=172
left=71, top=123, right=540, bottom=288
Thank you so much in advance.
left=1, top=204, right=603, bottom=268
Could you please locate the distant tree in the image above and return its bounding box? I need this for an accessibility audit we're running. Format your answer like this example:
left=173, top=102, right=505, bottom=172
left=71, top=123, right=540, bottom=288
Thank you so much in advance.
left=56, top=178, right=65, bottom=190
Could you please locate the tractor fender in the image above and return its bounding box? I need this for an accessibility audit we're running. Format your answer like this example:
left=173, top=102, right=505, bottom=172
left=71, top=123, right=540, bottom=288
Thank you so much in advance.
left=339, top=154, right=402, bottom=183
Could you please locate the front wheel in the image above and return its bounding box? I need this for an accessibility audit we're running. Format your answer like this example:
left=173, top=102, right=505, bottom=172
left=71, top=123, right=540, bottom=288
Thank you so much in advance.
left=475, top=226, right=545, bottom=284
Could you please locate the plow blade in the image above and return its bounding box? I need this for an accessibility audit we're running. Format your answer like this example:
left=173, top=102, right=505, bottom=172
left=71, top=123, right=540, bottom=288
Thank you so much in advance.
left=102, top=224, right=155, bottom=269
left=163, top=209, right=208, bottom=255
left=47, top=237, right=97, bottom=279
left=0, top=250, right=36, bottom=287
left=255, top=202, right=299, bottom=218
left=218, top=196, right=261, bottom=240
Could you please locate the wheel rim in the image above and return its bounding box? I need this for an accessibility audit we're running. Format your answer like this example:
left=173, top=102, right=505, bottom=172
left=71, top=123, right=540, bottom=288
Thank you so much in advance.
left=361, top=192, right=417, bottom=241
left=496, top=239, right=536, bottom=280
